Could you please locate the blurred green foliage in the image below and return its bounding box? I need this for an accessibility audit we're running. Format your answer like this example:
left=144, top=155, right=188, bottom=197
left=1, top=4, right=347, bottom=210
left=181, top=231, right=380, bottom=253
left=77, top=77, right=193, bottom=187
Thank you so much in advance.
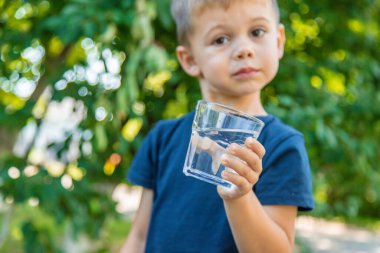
left=0, top=0, right=379, bottom=251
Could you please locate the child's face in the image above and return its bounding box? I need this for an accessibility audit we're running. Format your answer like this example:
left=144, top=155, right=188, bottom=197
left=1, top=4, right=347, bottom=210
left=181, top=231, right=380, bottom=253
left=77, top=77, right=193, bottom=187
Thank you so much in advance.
left=177, top=0, right=285, bottom=102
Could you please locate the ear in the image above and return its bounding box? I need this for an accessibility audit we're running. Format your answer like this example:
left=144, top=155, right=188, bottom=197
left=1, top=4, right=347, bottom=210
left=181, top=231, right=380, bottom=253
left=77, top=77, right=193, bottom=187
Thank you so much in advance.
left=176, top=45, right=201, bottom=77
left=277, top=24, right=286, bottom=59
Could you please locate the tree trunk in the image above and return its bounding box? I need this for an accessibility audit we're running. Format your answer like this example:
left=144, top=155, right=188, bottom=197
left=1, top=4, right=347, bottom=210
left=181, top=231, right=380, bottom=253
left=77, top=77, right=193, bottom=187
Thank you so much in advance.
left=0, top=128, right=16, bottom=154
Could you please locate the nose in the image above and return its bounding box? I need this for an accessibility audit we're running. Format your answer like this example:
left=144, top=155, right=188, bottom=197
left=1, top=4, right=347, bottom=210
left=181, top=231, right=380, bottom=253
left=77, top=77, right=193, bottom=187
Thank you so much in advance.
left=233, top=39, right=254, bottom=60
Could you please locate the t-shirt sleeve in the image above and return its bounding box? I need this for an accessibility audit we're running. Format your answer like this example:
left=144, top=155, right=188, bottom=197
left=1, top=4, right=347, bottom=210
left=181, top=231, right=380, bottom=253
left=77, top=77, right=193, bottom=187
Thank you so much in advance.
left=255, top=134, right=314, bottom=211
left=127, top=123, right=161, bottom=189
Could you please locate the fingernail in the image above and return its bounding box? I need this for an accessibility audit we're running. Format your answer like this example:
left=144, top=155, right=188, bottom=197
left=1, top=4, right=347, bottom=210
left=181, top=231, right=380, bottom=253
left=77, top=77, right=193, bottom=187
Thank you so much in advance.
left=247, top=137, right=255, bottom=143
left=221, top=154, right=229, bottom=163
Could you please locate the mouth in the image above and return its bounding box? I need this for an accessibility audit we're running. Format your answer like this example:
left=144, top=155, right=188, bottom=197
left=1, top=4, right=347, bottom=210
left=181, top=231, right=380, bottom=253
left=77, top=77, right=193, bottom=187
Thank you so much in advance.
left=233, top=67, right=259, bottom=79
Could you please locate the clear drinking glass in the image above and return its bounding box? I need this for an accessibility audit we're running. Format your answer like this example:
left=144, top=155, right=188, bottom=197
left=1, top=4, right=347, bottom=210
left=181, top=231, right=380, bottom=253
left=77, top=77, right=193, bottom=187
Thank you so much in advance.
left=183, top=100, right=265, bottom=188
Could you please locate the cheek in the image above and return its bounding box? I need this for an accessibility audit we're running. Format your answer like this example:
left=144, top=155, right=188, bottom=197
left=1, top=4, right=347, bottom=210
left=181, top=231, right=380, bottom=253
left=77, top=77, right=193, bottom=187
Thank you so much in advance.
left=260, top=45, right=279, bottom=64
left=202, top=55, right=226, bottom=73
left=258, top=49, right=279, bottom=76
left=265, top=59, right=279, bottom=81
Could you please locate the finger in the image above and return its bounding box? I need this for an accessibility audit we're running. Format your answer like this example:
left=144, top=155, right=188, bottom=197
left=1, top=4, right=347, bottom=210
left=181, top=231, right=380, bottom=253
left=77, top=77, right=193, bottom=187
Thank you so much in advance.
left=221, top=169, right=252, bottom=192
left=245, top=137, right=266, bottom=159
left=211, top=152, right=223, bottom=175
left=197, top=136, right=225, bottom=154
left=227, top=143, right=262, bottom=175
left=221, top=152, right=258, bottom=184
left=198, top=136, right=213, bottom=151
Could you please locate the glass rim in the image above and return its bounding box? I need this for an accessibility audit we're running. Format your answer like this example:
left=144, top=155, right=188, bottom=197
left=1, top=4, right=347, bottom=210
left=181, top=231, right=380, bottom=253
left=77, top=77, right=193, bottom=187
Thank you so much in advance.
left=197, top=100, right=265, bottom=126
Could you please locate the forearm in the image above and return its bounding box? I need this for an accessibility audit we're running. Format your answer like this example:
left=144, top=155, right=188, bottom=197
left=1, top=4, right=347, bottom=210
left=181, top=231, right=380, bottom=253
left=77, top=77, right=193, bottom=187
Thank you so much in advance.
left=223, top=192, right=294, bottom=253
left=119, top=231, right=146, bottom=253
left=119, top=188, right=152, bottom=253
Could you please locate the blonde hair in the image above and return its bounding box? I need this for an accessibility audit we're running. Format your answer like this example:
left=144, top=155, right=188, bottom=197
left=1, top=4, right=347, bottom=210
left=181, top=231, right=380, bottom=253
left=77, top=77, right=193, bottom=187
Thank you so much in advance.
left=171, top=0, right=280, bottom=46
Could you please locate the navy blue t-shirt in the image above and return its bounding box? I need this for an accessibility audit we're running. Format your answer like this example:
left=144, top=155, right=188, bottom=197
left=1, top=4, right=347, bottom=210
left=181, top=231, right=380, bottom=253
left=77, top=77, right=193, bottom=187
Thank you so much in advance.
left=128, top=111, right=314, bottom=253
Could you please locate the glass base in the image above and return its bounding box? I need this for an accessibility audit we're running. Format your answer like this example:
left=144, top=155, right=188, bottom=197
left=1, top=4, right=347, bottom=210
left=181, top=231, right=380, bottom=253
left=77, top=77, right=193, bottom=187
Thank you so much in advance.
left=184, top=168, right=233, bottom=188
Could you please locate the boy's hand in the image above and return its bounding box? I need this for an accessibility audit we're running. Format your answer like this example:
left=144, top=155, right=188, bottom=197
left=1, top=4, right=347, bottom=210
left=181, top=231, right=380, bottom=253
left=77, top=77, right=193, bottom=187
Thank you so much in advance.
left=217, top=137, right=265, bottom=200
left=192, top=132, right=225, bottom=174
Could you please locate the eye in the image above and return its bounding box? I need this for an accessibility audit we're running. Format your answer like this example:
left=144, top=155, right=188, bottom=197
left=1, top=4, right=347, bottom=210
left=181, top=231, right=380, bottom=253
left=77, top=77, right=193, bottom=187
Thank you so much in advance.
left=213, top=36, right=229, bottom=45
left=251, top=28, right=265, bottom=37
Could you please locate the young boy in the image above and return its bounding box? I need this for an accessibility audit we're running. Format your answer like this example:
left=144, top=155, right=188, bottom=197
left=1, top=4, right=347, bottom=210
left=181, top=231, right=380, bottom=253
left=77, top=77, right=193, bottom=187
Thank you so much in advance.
left=120, top=0, right=314, bottom=252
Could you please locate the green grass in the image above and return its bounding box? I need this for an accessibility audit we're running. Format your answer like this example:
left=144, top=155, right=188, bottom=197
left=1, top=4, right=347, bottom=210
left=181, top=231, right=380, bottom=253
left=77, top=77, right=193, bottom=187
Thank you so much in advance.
left=0, top=203, right=132, bottom=253
left=295, top=237, right=313, bottom=253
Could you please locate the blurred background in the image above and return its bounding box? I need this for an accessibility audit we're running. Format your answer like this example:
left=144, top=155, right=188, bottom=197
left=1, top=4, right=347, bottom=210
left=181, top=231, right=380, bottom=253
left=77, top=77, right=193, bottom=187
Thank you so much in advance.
left=0, top=0, right=379, bottom=252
